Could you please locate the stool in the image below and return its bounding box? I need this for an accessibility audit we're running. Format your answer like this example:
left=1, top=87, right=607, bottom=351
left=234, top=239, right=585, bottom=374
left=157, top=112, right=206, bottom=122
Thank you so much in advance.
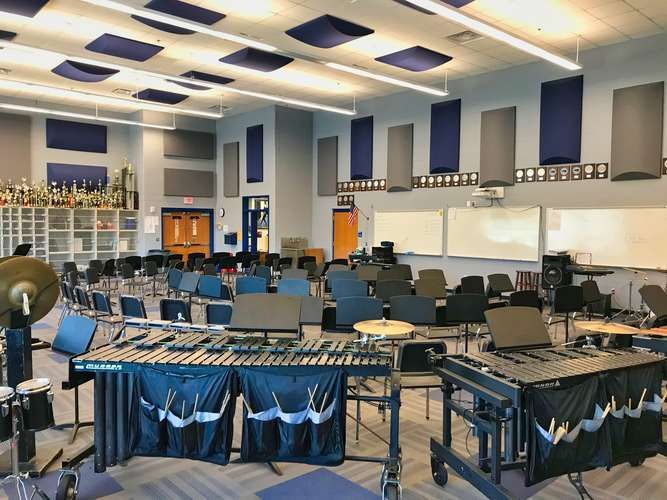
left=531, top=272, right=541, bottom=290
left=515, top=271, right=532, bottom=291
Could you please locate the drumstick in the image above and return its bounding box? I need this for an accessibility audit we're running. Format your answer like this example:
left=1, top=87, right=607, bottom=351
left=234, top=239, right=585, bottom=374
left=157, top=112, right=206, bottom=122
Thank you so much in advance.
left=166, top=390, right=176, bottom=412
left=612, top=396, right=616, bottom=413
left=272, top=392, right=282, bottom=412
left=602, top=402, right=611, bottom=419
left=565, top=421, right=569, bottom=433
left=548, top=418, right=555, bottom=435
left=307, top=385, right=318, bottom=411
left=628, top=398, right=632, bottom=410
left=164, top=388, right=171, bottom=410
left=192, top=393, right=199, bottom=417
left=219, top=391, right=230, bottom=415
left=553, top=426, right=566, bottom=445
left=661, top=390, right=667, bottom=404
left=638, top=388, right=647, bottom=408
left=320, top=392, right=328, bottom=413
left=181, top=401, right=185, bottom=421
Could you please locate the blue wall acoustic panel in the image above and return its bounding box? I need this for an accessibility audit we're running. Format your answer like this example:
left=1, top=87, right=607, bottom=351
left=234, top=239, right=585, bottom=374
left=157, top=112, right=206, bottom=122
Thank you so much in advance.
left=47, top=163, right=107, bottom=188
left=131, top=15, right=194, bottom=35
left=539, top=75, right=583, bottom=165
left=0, top=0, right=49, bottom=17
left=376, top=46, right=452, bottom=72
left=221, top=48, right=293, bottom=72
left=246, top=124, right=264, bottom=183
left=286, top=15, right=373, bottom=48
left=51, top=60, right=119, bottom=83
left=145, top=0, right=225, bottom=25
left=86, top=33, right=164, bottom=62
left=350, top=116, right=373, bottom=180
left=46, top=119, right=107, bottom=154
left=429, top=99, right=461, bottom=174
left=133, top=88, right=188, bottom=104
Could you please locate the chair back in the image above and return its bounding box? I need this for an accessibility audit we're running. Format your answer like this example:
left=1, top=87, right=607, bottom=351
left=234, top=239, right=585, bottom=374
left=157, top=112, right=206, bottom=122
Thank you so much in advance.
left=303, top=261, right=317, bottom=277
left=91, top=291, right=113, bottom=315
left=187, top=252, right=206, bottom=270
left=120, top=263, right=135, bottom=279
left=206, top=301, right=233, bottom=326
left=327, top=264, right=349, bottom=273
left=236, top=276, right=267, bottom=295
left=219, top=256, right=237, bottom=270
left=101, top=259, right=116, bottom=277
left=418, top=269, right=446, bottom=283
left=487, top=274, right=515, bottom=294
left=63, top=261, right=78, bottom=276
left=377, top=267, right=403, bottom=281
left=356, top=264, right=381, bottom=282
left=265, top=253, right=280, bottom=271
left=144, top=254, right=163, bottom=270
left=254, top=265, right=272, bottom=283
left=160, top=298, right=192, bottom=322
left=312, top=262, right=326, bottom=278
left=167, top=254, right=183, bottom=264
left=446, top=294, right=488, bottom=323
left=390, top=295, right=436, bottom=325
left=509, top=290, right=541, bottom=310
left=335, top=297, right=383, bottom=327
left=63, top=282, right=76, bottom=303
left=144, top=260, right=158, bottom=277
left=198, top=275, right=223, bottom=299
left=202, top=263, right=217, bottom=276
left=298, top=255, right=316, bottom=269
left=414, top=278, right=446, bottom=299
left=178, top=272, right=200, bottom=294
left=85, top=267, right=100, bottom=286
left=393, top=264, right=413, bottom=280
left=282, top=268, right=308, bottom=280
left=52, top=316, right=97, bottom=355
left=278, top=257, right=293, bottom=270
left=66, top=270, right=79, bottom=287
left=461, top=275, right=485, bottom=295
left=332, top=279, right=368, bottom=300
left=397, top=340, right=446, bottom=374
left=552, top=285, right=584, bottom=314
left=375, top=279, right=411, bottom=302
left=277, top=279, right=310, bottom=297
left=221, top=283, right=234, bottom=301
left=74, top=286, right=91, bottom=309
left=581, top=280, right=602, bottom=305
left=125, top=255, right=142, bottom=272
left=119, top=295, right=147, bottom=319
left=89, top=259, right=103, bottom=273
left=174, top=261, right=185, bottom=271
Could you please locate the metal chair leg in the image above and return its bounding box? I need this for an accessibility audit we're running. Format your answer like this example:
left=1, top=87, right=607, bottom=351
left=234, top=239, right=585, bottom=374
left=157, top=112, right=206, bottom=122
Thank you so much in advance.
left=426, top=387, right=430, bottom=420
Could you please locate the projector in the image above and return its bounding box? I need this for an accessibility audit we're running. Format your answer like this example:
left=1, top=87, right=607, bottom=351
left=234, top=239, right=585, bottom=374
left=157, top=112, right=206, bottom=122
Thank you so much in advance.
left=471, top=187, right=505, bottom=199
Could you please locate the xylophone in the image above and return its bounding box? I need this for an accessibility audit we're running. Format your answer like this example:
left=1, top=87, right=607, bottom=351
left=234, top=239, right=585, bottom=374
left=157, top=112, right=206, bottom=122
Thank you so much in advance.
left=70, top=330, right=401, bottom=499
left=428, top=347, right=666, bottom=499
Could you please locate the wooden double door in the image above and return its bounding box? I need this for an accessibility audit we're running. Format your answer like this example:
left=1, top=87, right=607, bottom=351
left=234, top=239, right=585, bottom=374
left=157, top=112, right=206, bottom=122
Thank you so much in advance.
left=162, top=211, right=211, bottom=259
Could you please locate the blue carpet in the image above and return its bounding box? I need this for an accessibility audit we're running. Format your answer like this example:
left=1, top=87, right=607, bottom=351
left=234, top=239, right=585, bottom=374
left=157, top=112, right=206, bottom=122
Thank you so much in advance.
left=257, top=468, right=378, bottom=500
left=48, top=352, right=68, bottom=364
left=2, top=461, right=122, bottom=499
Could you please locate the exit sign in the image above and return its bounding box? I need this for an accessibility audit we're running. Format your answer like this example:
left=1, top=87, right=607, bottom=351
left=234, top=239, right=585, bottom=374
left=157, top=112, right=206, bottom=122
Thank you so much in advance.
left=183, top=196, right=193, bottom=205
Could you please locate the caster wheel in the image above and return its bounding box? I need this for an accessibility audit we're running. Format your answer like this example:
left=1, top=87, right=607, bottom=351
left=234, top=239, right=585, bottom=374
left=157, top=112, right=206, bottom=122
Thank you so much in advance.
left=56, top=473, right=77, bottom=500
left=431, top=457, right=448, bottom=487
left=629, top=458, right=645, bottom=467
left=383, top=483, right=400, bottom=500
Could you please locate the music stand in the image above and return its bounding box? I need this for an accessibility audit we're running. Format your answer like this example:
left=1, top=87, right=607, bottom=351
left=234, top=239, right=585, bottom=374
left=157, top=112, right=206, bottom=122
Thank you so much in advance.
left=12, top=244, right=32, bottom=256
left=485, top=306, right=553, bottom=351
left=229, top=294, right=302, bottom=337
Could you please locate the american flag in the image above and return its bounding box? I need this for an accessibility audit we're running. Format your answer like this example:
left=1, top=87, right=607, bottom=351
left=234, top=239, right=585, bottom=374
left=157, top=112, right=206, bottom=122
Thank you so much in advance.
left=348, top=202, right=359, bottom=226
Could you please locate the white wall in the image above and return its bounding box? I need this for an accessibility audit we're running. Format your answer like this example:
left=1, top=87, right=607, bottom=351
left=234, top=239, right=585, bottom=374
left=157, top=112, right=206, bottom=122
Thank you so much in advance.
left=311, top=34, right=667, bottom=308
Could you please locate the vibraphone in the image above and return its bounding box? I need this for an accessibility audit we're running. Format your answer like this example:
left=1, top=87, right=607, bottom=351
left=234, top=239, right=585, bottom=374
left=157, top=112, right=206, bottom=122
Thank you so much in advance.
left=428, top=347, right=666, bottom=499
left=71, top=330, right=402, bottom=498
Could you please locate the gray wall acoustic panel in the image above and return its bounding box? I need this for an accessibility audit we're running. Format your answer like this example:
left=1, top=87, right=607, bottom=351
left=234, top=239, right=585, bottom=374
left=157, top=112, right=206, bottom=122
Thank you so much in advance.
left=0, top=113, right=31, bottom=181
left=163, top=129, right=216, bottom=159
left=387, top=123, right=413, bottom=192
left=223, top=141, right=239, bottom=197
left=163, top=168, right=215, bottom=197
left=480, top=106, right=516, bottom=187
left=317, top=136, right=338, bottom=196
left=611, top=81, right=664, bottom=181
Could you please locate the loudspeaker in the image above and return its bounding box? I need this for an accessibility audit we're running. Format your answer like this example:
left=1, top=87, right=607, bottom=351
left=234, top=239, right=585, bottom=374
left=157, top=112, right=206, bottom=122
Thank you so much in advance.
left=542, top=254, right=572, bottom=289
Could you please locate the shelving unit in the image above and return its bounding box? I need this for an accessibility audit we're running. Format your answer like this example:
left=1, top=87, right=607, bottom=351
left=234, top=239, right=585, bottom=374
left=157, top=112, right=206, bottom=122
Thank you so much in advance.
left=0, top=207, right=140, bottom=269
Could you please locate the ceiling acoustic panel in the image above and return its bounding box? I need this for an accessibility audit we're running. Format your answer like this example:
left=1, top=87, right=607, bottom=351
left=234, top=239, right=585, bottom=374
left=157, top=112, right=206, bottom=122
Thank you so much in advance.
left=430, top=99, right=461, bottom=174
left=611, top=81, right=664, bottom=181
left=220, top=48, right=294, bottom=73
left=132, top=88, right=188, bottom=104
left=223, top=141, right=239, bottom=198
left=131, top=15, right=195, bottom=35
left=168, top=79, right=209, bottom=91
left=51, top=60, right=119, bottom=83
left=246, top=124, right=264, bottom=183
left=46, top=118, right=107, bottom=154
left=145, top=0, right=225, bottom=26
left=180, top=70, right=234, bottom=86
left=479, top=106, right=516, bottom=187
left=376, top=46, right=452, bottom=72
left=539, top=75, right=583, bottom=166
left=351, top=116, right=374, bottom=180
left=286, top=15, right=374, bottom=49
left=86, top=33, right=164, bottom=62
left=317, top=136, right=338, bottom=196
left=163, top=129, right=215, bottom=159
left=0, top=30, right=17, bottom=40
left=0, top=0, right=49, bottom=18
left=387, top=124, right=414, bottom=192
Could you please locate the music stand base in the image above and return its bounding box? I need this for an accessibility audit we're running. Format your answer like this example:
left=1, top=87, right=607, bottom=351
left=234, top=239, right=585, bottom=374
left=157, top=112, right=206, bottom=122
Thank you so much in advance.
left=31, top=338, right=51, bottom=350
left=0, top=445, right=63, bottom=478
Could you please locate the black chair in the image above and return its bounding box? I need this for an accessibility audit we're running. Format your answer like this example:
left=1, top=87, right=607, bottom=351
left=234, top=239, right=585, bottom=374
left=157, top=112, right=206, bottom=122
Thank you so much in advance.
left=509, top=290, right=543, bottom=311
left=330, top=258, right=348, bottom=266
left=278, top=257, right=293, bottom=271
left=298, top=255, right=316, bottom=269
left=84, top=267, right=110, bottom=292
left=167, top=253, right=183, bottom=266
left=581, top=280, right=603, bottom=320
left=206, top=301, right=233, bottom=326
left=265, top=253, right=281, bottom=274
left=100, top=259, right=118, bottom=290
left=551, top=285, right=584, bottom=343
left=125, top=255, right=142, bottom=273
left=639, top=285, right=667, bottom=327
left=375, top=279, right=412, bottom=303
left=187, top=252, right=206, bottom=271
left=119, top=262, right=136, bottom=294
left=396, top=340, right=446, bottom=419
left=88, top=259, right=103, bottom=274
left=62, top=261, right=78, bottom=278
left=119, top=295, right=147, bottom=319
left=445, top=294, right=488, bottom=353
left=220, top=256, right=238, bottom=283
left=160, top=298, right=192, bottom=323
left=461, top=275, right=485, bottom=295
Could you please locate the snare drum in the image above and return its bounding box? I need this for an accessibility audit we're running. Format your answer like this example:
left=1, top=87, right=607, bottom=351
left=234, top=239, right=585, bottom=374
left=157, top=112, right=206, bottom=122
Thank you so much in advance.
left=0, top=386, right=14, bottom=442
left=16, top=378, right=54, bottom=432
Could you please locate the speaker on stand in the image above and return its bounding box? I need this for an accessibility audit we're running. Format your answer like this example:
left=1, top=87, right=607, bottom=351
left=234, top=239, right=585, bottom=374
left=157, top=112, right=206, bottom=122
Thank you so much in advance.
left=542, top=254, right=573, bottom=305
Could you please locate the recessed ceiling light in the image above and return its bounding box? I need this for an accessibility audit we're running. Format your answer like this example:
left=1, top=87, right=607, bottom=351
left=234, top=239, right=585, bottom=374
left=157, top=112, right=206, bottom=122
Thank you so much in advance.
left=447, top=30, right=483, bottom=45
left=112, top=88, right=133, bottom=96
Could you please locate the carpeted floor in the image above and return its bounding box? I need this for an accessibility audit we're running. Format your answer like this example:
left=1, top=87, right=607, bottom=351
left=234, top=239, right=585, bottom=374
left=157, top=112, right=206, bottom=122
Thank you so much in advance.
left=0, top=295, right=665, bottom=500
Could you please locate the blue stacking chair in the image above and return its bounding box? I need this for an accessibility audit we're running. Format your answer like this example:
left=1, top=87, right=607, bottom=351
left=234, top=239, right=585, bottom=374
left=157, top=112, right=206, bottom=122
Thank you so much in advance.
left=325, top=270, right=357, bottom=294
left=277, top=279, right=310, bottom=297
left=206, top=301, right=234, bottom=327
left=119, top=295, right=147, bottom=320
left=335, top=297, right=383, bottom=331
left=236, top=276, right=267, bottom=295
left=160, top=298, right=192, bottom=323
left=254, top=265, right=272, bottom=284
left=331, top=279, right=368, bottom=300
left=166, top=268, right=183, bottom=298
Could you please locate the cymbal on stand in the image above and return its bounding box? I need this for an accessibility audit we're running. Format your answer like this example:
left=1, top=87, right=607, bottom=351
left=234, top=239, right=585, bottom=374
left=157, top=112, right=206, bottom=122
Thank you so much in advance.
left=574, top=321, right=641, bottom=335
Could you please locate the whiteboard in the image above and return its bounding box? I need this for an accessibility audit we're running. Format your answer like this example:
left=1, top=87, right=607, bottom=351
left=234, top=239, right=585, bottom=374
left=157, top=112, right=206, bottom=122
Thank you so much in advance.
left=373, top=210, right=444, bottom=256
left=447, top=206, right=541, bottom=262
left=547, top=207, right=667, bottom=270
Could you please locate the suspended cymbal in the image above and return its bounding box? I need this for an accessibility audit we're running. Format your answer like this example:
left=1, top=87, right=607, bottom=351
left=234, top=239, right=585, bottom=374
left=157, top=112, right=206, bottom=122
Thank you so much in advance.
left=642, top=327, right=667, bottom=337
left=575, top=320, right=641, bottom=335
left=0, top=256, right=59, bottom=328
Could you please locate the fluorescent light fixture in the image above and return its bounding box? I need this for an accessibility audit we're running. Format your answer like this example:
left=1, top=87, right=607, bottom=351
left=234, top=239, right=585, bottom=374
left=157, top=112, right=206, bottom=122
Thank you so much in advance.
left=80, top=0, right=277, bottom=52
left=0, top=78, right=222, bottom=118
left=0, top=102, right=175, bottom=130
left=402, top=0, right=582, bottom=71
left=0, top=41, right=357, bottom=116
left=325, top=63, right=447, bottom=97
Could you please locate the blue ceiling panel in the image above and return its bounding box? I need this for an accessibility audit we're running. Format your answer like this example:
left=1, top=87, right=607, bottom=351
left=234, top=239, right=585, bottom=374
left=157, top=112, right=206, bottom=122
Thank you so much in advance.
left=286, top=15, right=374, bottom=48
left=220, top=48, right=294, bottom=72
left=133, top=88, right=188, bottom=104
left=86, top=33, right=164, bottom=62
left=180, top=70, right=234, bottom=85
left=51, top=60, right=119, bottom=83
left=376, top=45, right=452, bottom=72
left=145, top=0, right=225, bottom=25
left=0, top=0, right=49, bottom=18
left=131, top=14, right=195, bottom=34
left=0, top=30, right=17, bottom=40
left=169, top=79, right=210, bottom=91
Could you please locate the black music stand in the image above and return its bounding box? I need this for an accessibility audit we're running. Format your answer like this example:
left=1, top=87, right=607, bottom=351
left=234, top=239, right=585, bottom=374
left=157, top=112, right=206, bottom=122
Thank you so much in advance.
left=12, top=243, right=32, bottom=256
left=445, top=294, right=488, bottom=353
left=484, top=306, right=553, bottom=351
left=229, top=294, right=302, bottom=338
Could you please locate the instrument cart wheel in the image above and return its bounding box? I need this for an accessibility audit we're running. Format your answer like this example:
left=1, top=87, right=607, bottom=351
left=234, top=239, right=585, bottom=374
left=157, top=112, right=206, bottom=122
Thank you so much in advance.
left=56, top=472, right=78, bottom=500
left=431, top=455, right=448, bottom=487
left=629, top=457, right=645, bottom=467
left=382, top=483, right=400, bottom=500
